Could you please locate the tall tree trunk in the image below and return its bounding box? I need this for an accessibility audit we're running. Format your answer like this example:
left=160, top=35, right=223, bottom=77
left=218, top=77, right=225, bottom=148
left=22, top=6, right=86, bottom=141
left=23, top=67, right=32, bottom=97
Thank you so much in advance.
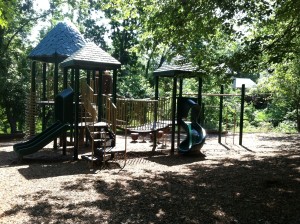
left=6, top=108, right=17, bottom=134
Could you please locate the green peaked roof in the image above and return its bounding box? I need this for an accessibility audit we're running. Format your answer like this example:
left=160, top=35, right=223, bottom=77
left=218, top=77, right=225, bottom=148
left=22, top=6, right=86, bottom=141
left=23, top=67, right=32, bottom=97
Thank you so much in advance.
left=153, top=56, right=204, bottom=77
left=60, top=42, right=121, bottom=70
left=28, top=21, right=86, bottom=63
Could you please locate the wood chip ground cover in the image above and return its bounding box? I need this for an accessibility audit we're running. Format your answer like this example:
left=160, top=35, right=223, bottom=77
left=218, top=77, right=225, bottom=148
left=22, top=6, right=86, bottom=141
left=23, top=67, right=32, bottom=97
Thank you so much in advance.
left=0, top=133, right=299, bottom=223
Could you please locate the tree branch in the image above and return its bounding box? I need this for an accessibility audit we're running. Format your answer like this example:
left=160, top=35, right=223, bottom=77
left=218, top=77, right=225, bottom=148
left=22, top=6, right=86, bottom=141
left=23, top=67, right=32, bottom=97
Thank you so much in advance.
left=5, top=11, right=51, bottom=51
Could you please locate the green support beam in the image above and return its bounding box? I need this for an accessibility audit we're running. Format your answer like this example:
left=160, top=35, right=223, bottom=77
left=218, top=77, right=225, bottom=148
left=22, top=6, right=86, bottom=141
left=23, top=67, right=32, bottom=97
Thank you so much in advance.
left=171, top=77, right=177, bottom=154
left=74, top=68, right=80, bottom=160
left=239, top=84, right=245, bottom=145
left=198, top=77, right=203, bottom=124
left=71, top=69, right=75, bottom=89
left=87, top=70, right=90, bottom=85
left=218, top=85, right=224, bottom=144
left=63, top=67, right=68, bottom=89
left=54, top=60, right=59, bottom=97
left=30, top=61, right=36, bottom=136
left=42, top=63, right=47, bottom=131
left=31, top=61, right=36, bottom=93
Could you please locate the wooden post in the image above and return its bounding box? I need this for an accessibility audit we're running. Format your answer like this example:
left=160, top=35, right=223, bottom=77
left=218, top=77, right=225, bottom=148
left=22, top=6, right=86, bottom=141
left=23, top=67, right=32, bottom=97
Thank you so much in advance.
left=113, top=69, right=117, bottom=104
left=239, top=84, right=245, bottom=145
left=98, top=70, right=103, bottom=122
left=218, top=85, right=224, bottom=143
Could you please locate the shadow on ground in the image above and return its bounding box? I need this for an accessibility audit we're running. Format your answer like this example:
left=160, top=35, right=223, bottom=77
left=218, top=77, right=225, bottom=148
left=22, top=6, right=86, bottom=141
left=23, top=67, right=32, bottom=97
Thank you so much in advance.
left=1, top=152, right=300, bottom=223
left=1, top=133, right=300, bottom=223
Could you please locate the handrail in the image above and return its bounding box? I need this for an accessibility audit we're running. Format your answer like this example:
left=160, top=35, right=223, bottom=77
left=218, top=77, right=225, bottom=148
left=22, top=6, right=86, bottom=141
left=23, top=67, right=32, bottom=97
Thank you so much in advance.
left=80, top=80, right=172, bottom=132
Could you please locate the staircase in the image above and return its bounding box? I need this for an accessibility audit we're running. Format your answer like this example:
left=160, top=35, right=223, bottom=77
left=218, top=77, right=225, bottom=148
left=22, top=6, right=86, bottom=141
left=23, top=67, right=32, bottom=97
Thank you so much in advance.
left=80, top=80, right=126, bottom=167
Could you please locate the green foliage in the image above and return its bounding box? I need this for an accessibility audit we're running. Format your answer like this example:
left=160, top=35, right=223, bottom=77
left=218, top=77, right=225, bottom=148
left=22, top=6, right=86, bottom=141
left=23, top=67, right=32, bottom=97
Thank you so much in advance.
left=1, top=0, right=300, bottom=134
left=274, top=120, right=297, bottom=133
left=252, top=110, right=270, bottom=126
left=83, top=18, right=108, bottom=50
left=255, top=58, right=300, bottom=131
left=117, top=69, right=154, bottom=98
left=0, top=0, right=49, bottom=133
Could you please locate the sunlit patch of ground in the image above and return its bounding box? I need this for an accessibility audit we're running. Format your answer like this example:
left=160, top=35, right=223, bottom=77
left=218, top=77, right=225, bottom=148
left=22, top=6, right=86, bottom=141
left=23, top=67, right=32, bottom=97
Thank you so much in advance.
left=0, top=133, right=299, bottom=223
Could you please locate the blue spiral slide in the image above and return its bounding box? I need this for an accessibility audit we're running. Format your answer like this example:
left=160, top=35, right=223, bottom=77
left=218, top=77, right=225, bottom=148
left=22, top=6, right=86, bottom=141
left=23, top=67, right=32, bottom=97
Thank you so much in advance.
left=177, top=98, right=206, bottom=154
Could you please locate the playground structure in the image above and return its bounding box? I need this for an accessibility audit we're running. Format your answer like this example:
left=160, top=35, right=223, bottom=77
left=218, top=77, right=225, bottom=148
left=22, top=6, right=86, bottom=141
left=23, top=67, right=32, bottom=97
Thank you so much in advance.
left=153, top=59, right=207, bottom=154
left=15, top=21, right=248, bottom=165
left=15, top=21, right=176, bottom=163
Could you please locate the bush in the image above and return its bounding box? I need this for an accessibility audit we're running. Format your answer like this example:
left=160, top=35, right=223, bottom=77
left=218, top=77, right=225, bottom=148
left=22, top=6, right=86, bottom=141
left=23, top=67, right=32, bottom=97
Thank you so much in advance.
left=274, top=120, right=297, bottom=133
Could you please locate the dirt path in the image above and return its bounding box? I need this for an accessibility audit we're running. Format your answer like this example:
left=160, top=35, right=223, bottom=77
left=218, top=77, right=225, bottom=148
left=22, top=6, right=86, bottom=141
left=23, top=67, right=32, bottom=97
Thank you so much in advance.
left=0, top=133, right=299, bottom=223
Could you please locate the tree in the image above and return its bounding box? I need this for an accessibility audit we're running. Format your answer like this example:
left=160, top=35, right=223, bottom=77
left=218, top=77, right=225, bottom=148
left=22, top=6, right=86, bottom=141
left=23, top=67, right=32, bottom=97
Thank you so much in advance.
left=1, top=0, right=299, bottom=133
left=257, top=59, right=300, bottom=131
left=234, top=0, right=300, bottom=132
left=83, top=18, right=108, bottom=50
left=99, top=0, right=274, bottom=87
left=0, top=0, right=49, bottom=133
left=49, top=0, right=109, bottom=50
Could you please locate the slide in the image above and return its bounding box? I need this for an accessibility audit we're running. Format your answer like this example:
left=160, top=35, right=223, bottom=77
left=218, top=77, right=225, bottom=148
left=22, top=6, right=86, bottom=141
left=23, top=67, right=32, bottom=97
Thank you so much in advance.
left=14, top=121, right=70, bottom=157
left=178, top=98, right=206, bottom=154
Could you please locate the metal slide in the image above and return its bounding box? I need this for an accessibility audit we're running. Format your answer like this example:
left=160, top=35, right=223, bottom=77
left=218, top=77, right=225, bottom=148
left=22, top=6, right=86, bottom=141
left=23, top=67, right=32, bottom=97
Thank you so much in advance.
left=14, top=121, right=70, bottom=157
left=178, top=98, right=206, bottom=154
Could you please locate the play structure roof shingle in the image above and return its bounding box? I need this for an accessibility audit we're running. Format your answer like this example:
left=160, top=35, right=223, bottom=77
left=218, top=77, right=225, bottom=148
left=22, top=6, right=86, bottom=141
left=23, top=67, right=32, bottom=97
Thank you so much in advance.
left=153, top=57, right=204, bottom=77
left=28, top=21, right=86, bottom=63
left=60, top=42, right=121, bottom=70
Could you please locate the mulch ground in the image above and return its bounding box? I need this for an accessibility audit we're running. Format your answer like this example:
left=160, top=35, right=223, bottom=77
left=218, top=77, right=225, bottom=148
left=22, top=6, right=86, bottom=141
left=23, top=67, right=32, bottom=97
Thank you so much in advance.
left=0, top=133, right=299, bottom=224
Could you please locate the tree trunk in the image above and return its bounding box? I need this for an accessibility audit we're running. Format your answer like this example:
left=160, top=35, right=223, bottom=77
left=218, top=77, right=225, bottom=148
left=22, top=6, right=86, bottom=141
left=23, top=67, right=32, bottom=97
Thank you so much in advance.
left=6, top=108, right=17, bottom=134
